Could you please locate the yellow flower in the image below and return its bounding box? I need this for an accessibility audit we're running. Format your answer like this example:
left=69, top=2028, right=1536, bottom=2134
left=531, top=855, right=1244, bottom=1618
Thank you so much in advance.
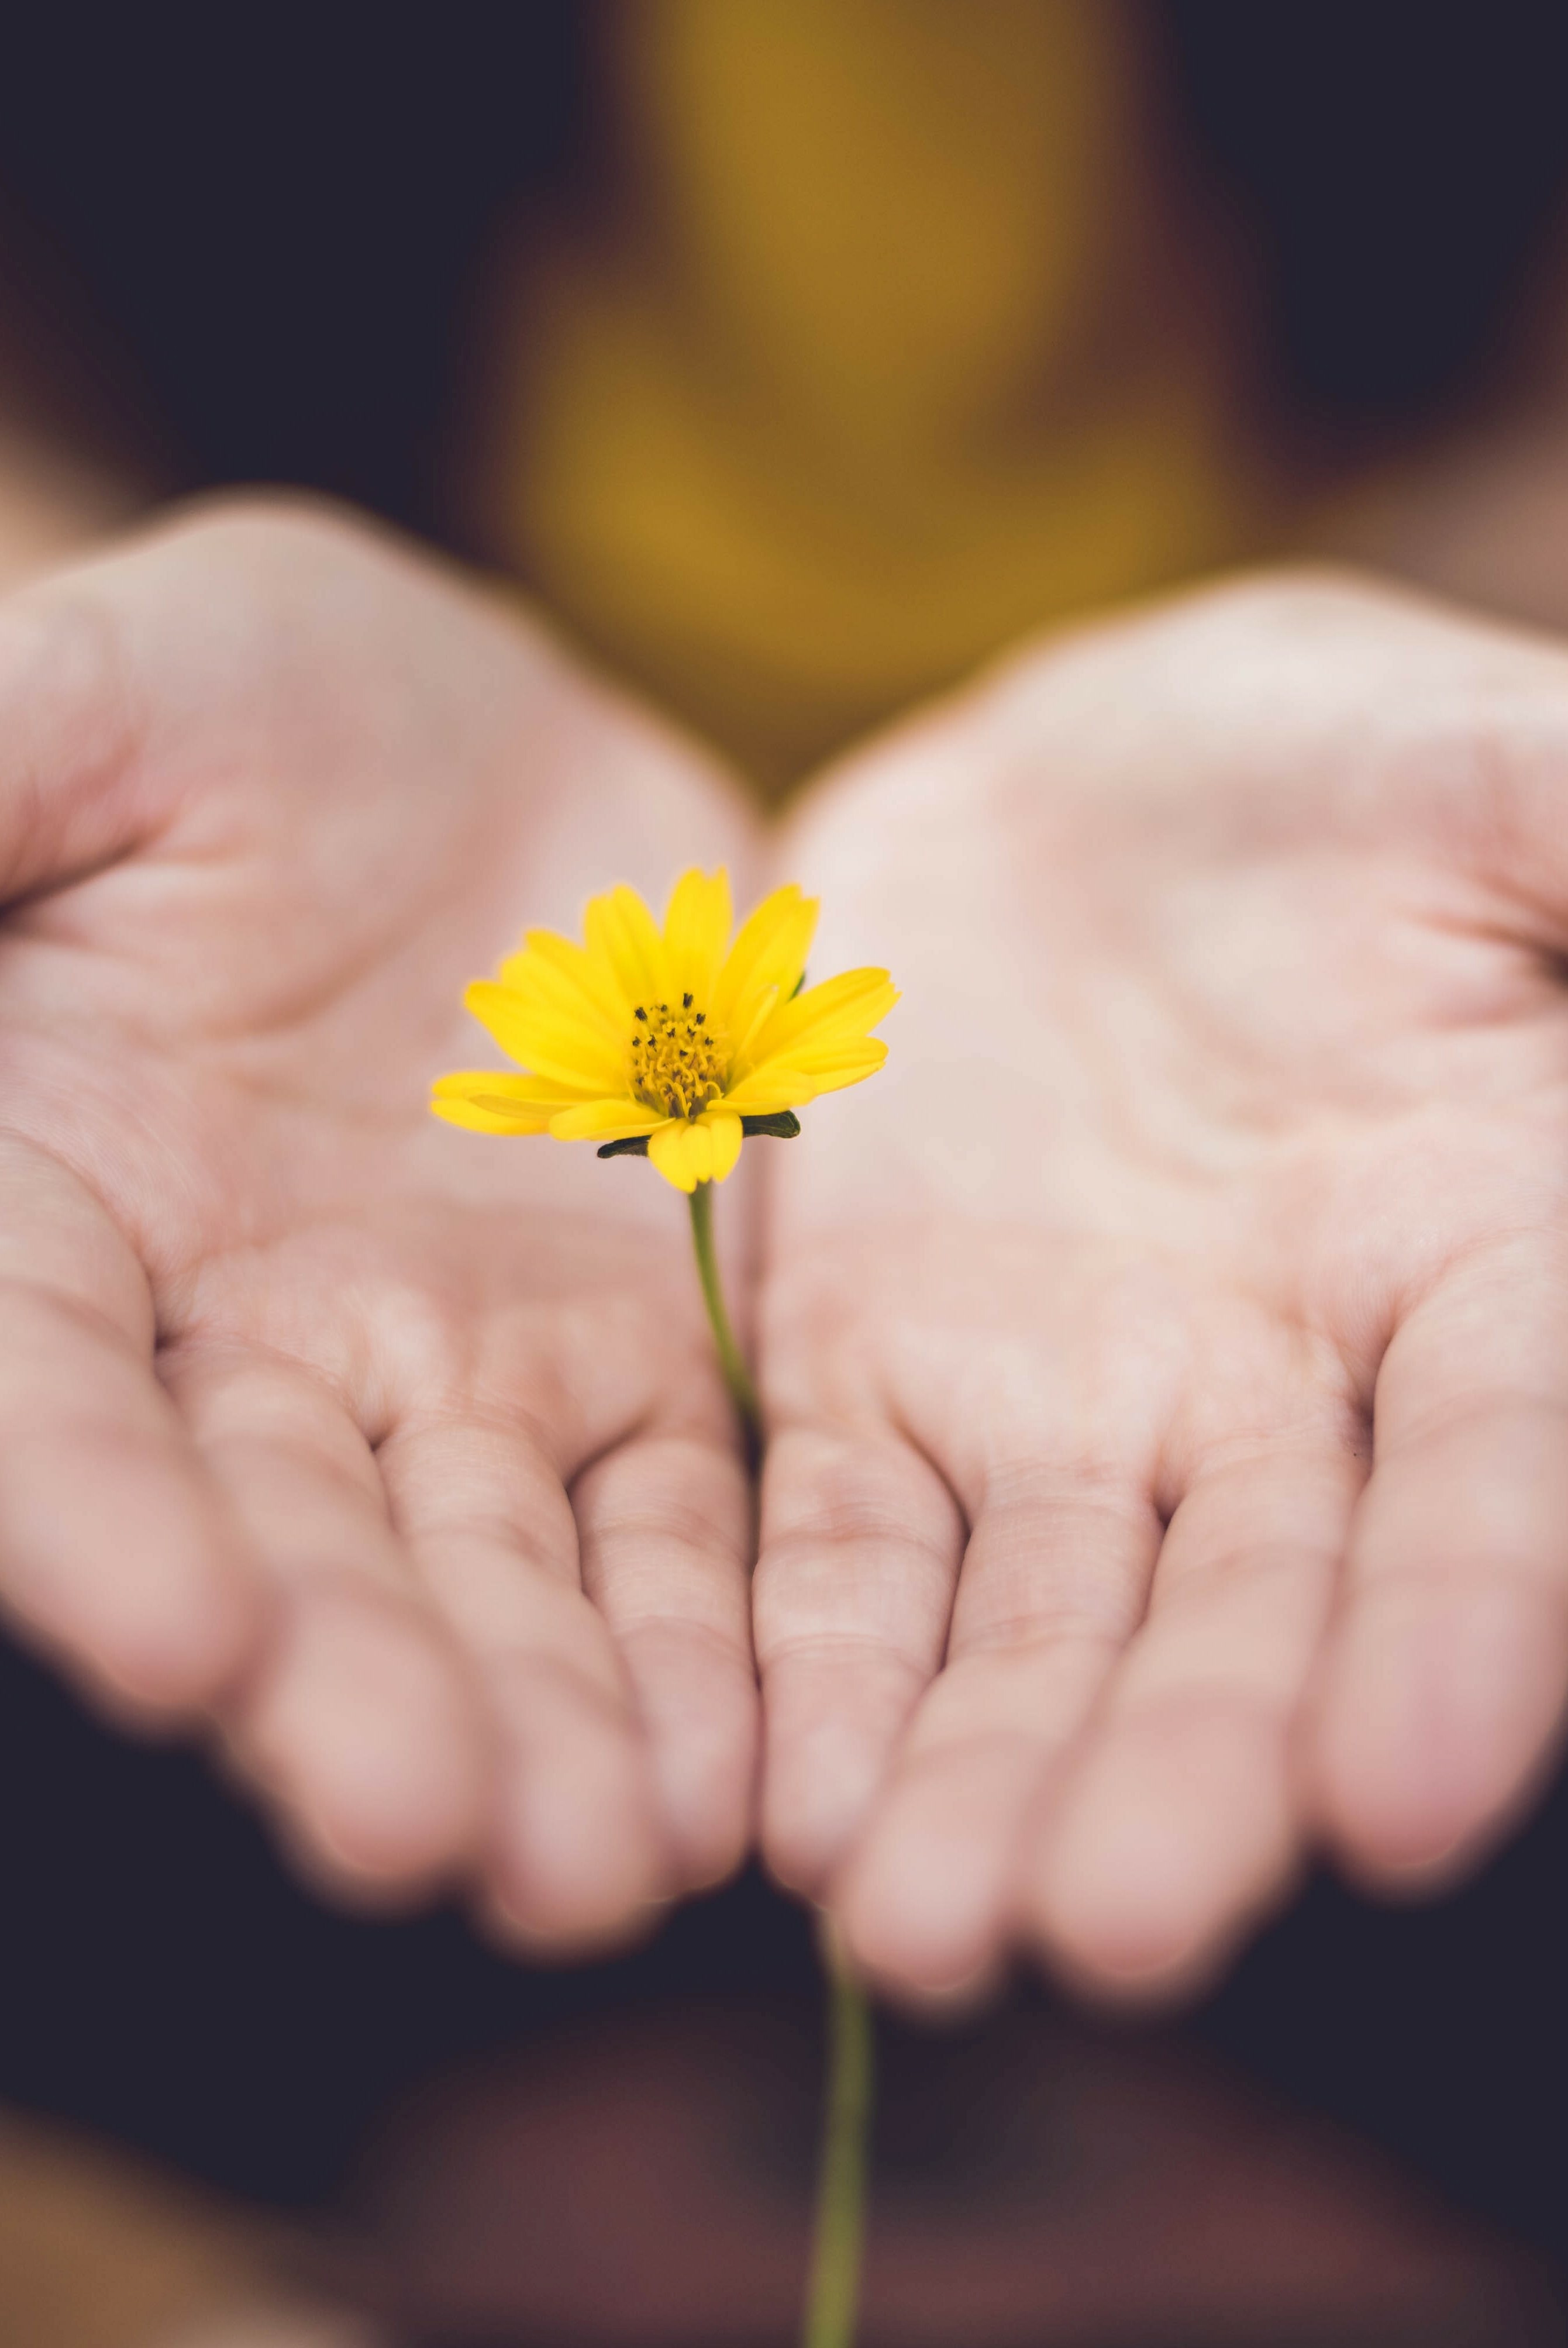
left=432, top=869, right=898, bottom=1192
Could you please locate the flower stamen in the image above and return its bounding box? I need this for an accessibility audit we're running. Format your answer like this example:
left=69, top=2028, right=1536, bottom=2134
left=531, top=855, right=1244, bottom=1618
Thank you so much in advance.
left=630, top=999, right=728, bottom=1120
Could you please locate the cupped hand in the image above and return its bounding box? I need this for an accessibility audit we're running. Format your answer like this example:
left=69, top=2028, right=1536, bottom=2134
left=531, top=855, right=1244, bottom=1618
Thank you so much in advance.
left=753, top=574, right=1568, bottom=2003
left=0, top=498, right=762, bottom=1949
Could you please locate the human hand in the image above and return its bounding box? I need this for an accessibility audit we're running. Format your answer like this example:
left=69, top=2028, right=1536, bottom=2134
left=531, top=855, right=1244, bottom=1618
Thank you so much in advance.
left=753, top=574, right=1568, bottom=2003
left=0, top=498, right=762, bottom=1949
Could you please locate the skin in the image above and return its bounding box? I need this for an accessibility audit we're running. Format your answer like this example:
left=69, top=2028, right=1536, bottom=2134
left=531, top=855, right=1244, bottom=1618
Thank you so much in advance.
left=0, top=497, right=761, bottom=1952
left=8, top=494, right=1568, bottom=2016
left=756, top=572, right=1568, bottom=2005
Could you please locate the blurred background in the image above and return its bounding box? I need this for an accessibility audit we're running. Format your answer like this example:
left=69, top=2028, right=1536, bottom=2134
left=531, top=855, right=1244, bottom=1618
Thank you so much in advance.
left=6, top=5, right=1568, bottom=2342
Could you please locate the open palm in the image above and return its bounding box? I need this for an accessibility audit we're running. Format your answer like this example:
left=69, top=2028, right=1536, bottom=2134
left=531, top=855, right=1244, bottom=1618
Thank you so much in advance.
left=0, top=501, right=761, bottom=1948
left=755, top=575, right=1568, bottom=2002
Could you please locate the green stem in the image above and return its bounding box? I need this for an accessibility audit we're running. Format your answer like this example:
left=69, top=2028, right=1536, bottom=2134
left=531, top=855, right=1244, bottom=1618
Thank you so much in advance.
left=687, top=1181, right=762, bottom=1464
left=683, top=1180, right=874, bottom=2348
left=803, top=1937, right=874, bottom=2348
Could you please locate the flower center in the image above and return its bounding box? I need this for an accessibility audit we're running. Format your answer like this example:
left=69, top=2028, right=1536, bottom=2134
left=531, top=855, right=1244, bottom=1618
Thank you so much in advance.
left=629, top=992, right=728, bottom=1120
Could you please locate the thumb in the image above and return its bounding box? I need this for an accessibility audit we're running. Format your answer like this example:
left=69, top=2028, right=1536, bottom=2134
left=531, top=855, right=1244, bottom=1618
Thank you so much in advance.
left=0, top=573, right=149, bottom=905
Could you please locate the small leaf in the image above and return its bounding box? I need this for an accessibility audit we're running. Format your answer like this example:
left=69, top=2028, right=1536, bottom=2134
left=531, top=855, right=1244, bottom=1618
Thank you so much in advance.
left=601, top=1111, right=801, bottom=1157
left=788, top=970, right=807, bottom=999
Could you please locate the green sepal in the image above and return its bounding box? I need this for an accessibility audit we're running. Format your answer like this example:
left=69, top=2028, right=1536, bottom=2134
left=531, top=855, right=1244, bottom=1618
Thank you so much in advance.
left=597, top=1109, right=801, bottom=1159
left=788, top=970, right=807, bottom=999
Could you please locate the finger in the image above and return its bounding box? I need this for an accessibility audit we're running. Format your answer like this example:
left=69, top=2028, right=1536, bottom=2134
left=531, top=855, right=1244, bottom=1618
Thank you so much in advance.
left=835, top=1466, right=1159, bottom=2002
left=0, top=589, right=146, bottom=901
left=377, top=1412, right=674, bottom=1953
left=0, top=1136, right=267, bottom=1712
left=1311, top=1235, right=1568, bottom=1887
left=1024, top=1436, right=1362, bottom=2001
left=574, top=1428, right=757, bottom=1892
left=754, top=1424, right=964, bottom=1895
left=164, top=1344, right=488, bottom=1898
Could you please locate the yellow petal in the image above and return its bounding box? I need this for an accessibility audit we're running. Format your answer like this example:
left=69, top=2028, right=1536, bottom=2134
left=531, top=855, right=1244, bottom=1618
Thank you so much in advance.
left=465, top=981, right=626, bottom=1092
left=716, top=1070, right=801, bottom=1116
left=712, top=885, right=818, bottom=1040
left=433, top=1068, right=586, bottom=1104
left=694, top=1125, right=719, bottom=1182
left=648, top=1119, right=704, bottom=1191
left=494, top=972, right=625, bottom=1060
left=584, top=884, right=669, bottom=1013
left=499, top=929, right=629, bottom=1035
left=430, top=1072, right=571, bottom=1134
left=748, top=969, right=899, bottom=1064
left=432, top=1095, right=552, bottom=1136
left=723, top=1040, right=887, bottom=1115
left=548, top=1098, right=666, bottom=1141
left=701, top=1108, right=744, bottom=1182
left=732, top=982, right=781, bottom=1068
left=785, top=1039, right=892, bottom=1084
left=661, top=867, right=733, bottom=1005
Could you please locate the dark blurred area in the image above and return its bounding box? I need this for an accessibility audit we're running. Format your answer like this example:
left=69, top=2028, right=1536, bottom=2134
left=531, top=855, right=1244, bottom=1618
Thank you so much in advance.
left=2, top=1613, right=1567, bottom=2255
left=5, top=1625, right=1568, bottom=2345
left=0, top=9, right=588, bottom=536
left=1162, top=2, right=1568, bottom=433
left=1, top=5, right=1567, bottom=538
left=5, top=5, right=1568, bottom=2342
